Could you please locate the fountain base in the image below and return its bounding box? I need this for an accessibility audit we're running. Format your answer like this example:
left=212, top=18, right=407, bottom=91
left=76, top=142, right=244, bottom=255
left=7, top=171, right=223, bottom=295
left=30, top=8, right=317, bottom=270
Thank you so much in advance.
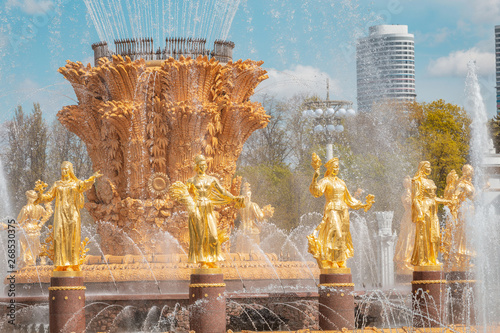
left=10, top=253, right=319, bottom=295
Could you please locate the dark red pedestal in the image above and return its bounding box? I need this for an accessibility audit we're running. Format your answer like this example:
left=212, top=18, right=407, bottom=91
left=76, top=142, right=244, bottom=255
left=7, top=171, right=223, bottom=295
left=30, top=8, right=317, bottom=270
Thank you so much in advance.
left=189, top=269, right=226, bottom=333
left=318, top=269, right=355, bottom=330
left=412, top=267, right=445, bottom=327
left=49, top=273, right=86, bottom=333
left=446, top=271, right=475, bottom=325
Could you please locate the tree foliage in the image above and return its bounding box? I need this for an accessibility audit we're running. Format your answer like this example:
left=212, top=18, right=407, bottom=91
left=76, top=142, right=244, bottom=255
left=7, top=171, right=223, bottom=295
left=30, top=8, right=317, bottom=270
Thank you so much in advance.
left=5, top=104, right=48, bottom=212
left=3, top=104, right=92, bottom=214
left=488, top=114, right=500, bottom=153
left=412, top=99, right=471, bottom=194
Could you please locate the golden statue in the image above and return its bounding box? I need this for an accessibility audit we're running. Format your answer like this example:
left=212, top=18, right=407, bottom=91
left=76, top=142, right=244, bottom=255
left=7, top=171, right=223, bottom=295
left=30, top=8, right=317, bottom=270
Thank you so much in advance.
left=442, top=164, right=475, bottom=272
left=234, top=182, right=274, bottom=252
left=307, top=154, right=374, bottom=269
left=410, top=161, right=450, bottom=267
left=17, top=190, right=53, bottom=267
left=170, top=155, right=245, bottom=269
left=393, top=176, right=415, bottom=275
left=441, top=169, right=458, bottom=267
left=35, top=161, right=102, bottom=272
left=239, top=182, right=274, bottom=235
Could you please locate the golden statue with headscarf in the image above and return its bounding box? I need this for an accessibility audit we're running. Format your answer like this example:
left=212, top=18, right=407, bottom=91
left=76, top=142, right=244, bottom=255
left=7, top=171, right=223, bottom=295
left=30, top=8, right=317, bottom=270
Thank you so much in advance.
left=35, top=161, right=102, bottom=272
left=307, top=153, right=374, bottom=270
left=170, top=155, right=245, bottom=269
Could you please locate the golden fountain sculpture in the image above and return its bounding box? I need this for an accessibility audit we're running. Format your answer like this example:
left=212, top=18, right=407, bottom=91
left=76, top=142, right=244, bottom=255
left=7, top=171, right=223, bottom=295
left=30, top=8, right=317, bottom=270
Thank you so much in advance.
left=441, top=164, right=475, bottom=272
left=34, top=161, right=102, bottom=272
left=410, top=161, right=451, bottom=267
left=57, top=55, right=269, bottom=255
left=307, top=154, right=375, bottom=270
left=169, top=155, right=244, bottom=269
left=393, top=175, right=414, bottom=275
left=235, top=182, right=274, bottom=252
left=17, top=190, right=53, bottom=267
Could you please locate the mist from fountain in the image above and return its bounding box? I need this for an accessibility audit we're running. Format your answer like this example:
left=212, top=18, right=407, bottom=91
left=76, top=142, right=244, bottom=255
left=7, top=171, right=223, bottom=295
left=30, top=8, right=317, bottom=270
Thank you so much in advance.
left=465, top=61, right=500, bottom=330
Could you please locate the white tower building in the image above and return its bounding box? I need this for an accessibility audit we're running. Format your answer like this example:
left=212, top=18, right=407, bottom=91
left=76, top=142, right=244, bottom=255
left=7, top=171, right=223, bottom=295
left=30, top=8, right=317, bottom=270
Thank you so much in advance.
left=357, top=25, right=416, bottom=112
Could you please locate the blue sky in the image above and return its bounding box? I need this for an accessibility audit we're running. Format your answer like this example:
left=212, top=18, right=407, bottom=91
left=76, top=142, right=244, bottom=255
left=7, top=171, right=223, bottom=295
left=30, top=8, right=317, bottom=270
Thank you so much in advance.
left=0, top=0, right=498, bottom=124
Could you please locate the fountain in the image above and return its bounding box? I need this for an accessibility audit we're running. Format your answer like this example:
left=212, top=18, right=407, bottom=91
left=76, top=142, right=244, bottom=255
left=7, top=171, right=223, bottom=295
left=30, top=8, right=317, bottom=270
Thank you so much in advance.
left=0, top=1, right=499, bottom=333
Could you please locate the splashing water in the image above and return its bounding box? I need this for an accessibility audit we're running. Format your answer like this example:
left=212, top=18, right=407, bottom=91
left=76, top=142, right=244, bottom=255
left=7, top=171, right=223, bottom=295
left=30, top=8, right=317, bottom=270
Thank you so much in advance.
left=83, top=0, right=241, bottom=46
left=465, top=60, right=500, bottom=329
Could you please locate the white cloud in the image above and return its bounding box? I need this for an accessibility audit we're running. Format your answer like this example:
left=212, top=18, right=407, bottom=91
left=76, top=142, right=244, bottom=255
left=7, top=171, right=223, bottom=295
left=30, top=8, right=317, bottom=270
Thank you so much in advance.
left=415, top=27, right=451, bottom=46
left=427, top=47, right=494, bottom=77
left=441, top=0, right=500, bottom=24
left=466, top=0, right=500, bottom=24
left=6, top=0, right=54, bottom=15
left=255, top=65, right=342, bottom=100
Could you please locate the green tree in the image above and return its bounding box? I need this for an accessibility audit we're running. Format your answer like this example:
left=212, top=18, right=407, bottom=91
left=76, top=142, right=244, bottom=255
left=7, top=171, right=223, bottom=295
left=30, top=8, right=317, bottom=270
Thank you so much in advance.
left=5, top=104, right=49, bottom=213
left=239, top=95, right=292, bottom=167
left=414, top=100, right=471, bottom=194
left=46, top=120, right=93, bottom=183
left=488, top=114, right=500, bottom=153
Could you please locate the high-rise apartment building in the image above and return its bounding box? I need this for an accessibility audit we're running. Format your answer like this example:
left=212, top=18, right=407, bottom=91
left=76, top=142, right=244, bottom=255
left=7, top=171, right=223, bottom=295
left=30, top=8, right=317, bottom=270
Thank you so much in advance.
left=496, top=25, right=500, bottom=114
left=357, top=25, right=416, bottom=111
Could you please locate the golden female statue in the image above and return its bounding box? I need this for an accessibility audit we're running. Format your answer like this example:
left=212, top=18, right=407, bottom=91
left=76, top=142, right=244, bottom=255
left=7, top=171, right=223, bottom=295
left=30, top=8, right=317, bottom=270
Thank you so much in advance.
left=445, top=164, right=475, bottom=271
left=441, top=169, right=458, bottom=267
left=393, top=176, right=415, bottom=275
left=410, top=161, right=449, bottom=267
left=170, top=155, right=244, bottom=268
left=17, top=190, right=53, bottom=267
left=239, top=182, right=274, bottom=236
left=35, top=161, right=102, bottom=271
left=307, top=154, right=374, bottom=269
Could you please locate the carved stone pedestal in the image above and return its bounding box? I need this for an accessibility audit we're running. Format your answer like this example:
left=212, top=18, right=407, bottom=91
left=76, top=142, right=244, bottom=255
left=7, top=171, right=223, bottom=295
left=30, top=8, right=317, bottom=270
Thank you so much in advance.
left=189, top=269, right=226, bottom=333
left=412, top=266, right=445, bottom=327
left=49, top=272, right=86, bottom=333
left=318, top=268, right=355, bottom=330
left=446, top=271, right=475, bottom=325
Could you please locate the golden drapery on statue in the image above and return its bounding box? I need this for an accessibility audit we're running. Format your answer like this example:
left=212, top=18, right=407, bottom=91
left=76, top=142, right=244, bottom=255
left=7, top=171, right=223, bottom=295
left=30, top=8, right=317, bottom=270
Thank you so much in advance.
left=442, top=164, right=475, bottom=272
left=410, top=161, right=449, bottom=267
left=307, top=154, right=374, bottom=269
left=17, top=190, right=53, bottom=267
left=170, top=155, right=245, bottom=269
left=393, top=176, right=414, bottom=275
left=35, top=161, right=101, bottom=272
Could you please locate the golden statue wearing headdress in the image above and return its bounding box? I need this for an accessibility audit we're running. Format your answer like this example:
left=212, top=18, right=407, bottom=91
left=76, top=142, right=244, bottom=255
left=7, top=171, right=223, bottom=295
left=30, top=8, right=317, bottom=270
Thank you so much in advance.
left=17, top=190, right=53, bottom=267
left=170, top=155, right=245, bottom=268
left=441, top=169, right=458, bottom=267
left=442, top=164, right=475, bottom=272
left=307, top=154, right=374, bottom=269
left=35, top=161, right=102, bottom=271
left=234, top=182, right=274, bottom=252
left=410, top=161, right=450, bottom=267
left=239, top=183, right=274, bottom=235
left=393, top=176, right=415, bottom=275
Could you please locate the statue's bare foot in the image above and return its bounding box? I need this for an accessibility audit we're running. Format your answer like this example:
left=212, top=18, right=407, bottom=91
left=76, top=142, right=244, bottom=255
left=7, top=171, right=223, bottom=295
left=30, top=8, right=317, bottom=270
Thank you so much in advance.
left=337, top=261, right=346, bottom=268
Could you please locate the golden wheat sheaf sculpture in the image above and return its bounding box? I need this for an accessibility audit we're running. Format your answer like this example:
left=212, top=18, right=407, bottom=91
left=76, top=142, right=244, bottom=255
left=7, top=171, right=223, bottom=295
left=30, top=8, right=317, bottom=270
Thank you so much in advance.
left=58, top=55, right=269, bottom=255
